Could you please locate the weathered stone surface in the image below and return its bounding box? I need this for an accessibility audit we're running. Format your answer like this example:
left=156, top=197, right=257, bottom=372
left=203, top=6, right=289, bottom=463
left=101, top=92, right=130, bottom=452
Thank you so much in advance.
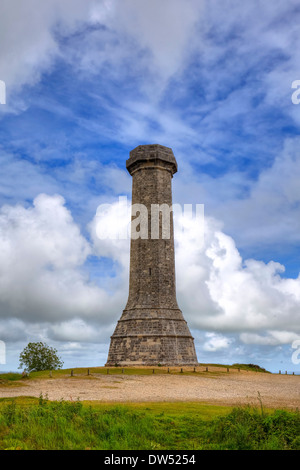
left=106, top=144, right=198, bottom=366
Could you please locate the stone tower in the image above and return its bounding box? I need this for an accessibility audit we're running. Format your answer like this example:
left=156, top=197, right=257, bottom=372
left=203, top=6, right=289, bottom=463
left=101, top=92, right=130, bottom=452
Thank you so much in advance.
left=106, top=144, right=198, bottom=366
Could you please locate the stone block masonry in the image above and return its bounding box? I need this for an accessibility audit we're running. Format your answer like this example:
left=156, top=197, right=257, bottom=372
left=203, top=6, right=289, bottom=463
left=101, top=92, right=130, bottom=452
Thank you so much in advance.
left=106, top=144, right=198, bottom=366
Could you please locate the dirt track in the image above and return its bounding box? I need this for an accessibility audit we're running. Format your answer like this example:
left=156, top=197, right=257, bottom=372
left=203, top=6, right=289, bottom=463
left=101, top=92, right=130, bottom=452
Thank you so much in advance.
left=1, top=368, right=299, bottom=409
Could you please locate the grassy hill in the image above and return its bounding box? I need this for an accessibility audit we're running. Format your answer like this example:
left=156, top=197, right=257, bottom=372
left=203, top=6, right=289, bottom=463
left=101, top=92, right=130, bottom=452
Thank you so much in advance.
left=0, top=363, right=271, bottom=383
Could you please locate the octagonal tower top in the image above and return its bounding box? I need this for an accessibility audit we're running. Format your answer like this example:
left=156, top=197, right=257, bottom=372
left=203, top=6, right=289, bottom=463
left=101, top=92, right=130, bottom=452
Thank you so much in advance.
left=126, top=144, right=178, bottom=176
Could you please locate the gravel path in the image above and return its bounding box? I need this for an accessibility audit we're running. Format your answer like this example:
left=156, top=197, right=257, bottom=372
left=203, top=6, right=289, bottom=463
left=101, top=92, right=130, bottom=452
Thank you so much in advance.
left=1, top=368, right=299, bottom=409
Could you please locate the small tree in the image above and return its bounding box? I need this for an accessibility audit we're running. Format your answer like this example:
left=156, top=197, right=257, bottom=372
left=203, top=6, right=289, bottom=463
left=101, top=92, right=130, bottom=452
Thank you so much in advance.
left=19, top=342, right=63, bottom=373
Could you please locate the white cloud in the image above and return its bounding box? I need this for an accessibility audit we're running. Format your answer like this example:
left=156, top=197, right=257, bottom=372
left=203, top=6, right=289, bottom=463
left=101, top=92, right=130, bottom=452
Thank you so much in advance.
left=0, top=319, right=26, bottom=342
left=219, top=137, right=300, bottom=249
left=0, top=193, right=90, bottom=270
left=47, top=318, right=111, bottom=343
left=0, top=192, right=299, bottom=369
left=0, top=0, right=203, bottom=107
left=203, top=332, right=233, bottom=352
left=89, top=195, right=131, bottom=271
left=0, top=194, right=120, bottom=325
left=89, top=197, right=300, bottom=346
left=240, top=331, right=300, bottom=346
left=108, top=0, right=203, bottom=85
left=173, top=136, right=300, bottom=254
left=175, top=209, right=300, bottom=340
left=0, top=0, right=99, bottom=91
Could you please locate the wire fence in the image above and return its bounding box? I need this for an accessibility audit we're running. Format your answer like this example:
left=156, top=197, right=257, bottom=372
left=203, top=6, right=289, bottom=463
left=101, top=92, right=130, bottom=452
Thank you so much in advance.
left=63, top=366, right=300, bottom=377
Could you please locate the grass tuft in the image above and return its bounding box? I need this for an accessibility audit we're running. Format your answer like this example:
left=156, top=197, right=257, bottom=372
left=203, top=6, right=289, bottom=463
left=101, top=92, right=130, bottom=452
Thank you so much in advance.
left=0, top=397, right=298, bottom=450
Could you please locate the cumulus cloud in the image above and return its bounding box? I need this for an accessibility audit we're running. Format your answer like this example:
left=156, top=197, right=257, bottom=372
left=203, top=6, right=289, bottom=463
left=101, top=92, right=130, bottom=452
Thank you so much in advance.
left=90, top=196, right=300, bottom=348
left=0, top=192, right=299, bottom=369
left=0, top=319, right=27, bottom=342
left=174, top=208, right=300, bottom=345
left=47, top=318, right=112, bottom=343
left=240, top=331, right=300, bottom=346
left=177, top=213, right=300, bottom=337
left=89, top=195, right=131, bottom=270
left=203, top=333, right=233, bottom=352
left=0, top=194, right=119, bottom=326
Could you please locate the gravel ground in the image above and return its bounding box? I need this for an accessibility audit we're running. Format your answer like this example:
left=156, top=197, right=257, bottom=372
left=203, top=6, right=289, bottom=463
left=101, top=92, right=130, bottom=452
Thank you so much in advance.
left=1, top=368, right=299, bottom=409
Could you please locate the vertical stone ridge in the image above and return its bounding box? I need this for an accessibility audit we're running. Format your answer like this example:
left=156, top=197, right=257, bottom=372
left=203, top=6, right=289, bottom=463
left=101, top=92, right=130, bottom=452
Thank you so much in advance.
left=106, top=144, right=198, bottom=366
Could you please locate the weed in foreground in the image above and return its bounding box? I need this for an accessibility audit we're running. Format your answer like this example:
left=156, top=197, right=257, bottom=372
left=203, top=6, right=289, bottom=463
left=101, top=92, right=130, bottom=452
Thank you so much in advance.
left=0, top=397, right=299, bottom=450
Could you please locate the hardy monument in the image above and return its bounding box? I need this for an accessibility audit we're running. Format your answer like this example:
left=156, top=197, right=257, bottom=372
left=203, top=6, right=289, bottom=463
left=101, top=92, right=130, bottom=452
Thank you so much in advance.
left=106, top=144, right=198, bottom=366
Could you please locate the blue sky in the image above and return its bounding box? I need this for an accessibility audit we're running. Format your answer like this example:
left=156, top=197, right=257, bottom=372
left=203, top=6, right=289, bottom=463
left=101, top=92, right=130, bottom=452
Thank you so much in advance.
left=0, top=0, right=300, bottom=373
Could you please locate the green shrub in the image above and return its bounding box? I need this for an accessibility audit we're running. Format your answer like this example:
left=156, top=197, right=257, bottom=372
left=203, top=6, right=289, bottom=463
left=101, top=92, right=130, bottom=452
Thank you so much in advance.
left=207, top=407, right=300, bottom=450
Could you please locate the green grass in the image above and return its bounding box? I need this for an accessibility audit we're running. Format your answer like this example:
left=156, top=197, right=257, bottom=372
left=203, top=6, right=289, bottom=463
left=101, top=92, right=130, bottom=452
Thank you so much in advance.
left=231, top=363, right=270, bottom=373
left=10, top=362, right=270, bottom=381
left=0, top=373, right=24, bottom=387
left=0, top=373, right=22, bottom=381
left=198, top=363, right=270, bottom=373
left=0, top=397, right=298, bottom=450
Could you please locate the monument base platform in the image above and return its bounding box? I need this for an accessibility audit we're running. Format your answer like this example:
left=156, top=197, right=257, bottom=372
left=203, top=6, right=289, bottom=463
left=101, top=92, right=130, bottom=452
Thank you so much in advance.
left=106, top=308, right=198, bottom=366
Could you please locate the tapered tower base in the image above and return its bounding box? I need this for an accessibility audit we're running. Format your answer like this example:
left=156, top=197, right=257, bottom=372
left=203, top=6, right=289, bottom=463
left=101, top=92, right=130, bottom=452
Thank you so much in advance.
left=105, top=307, right=198, bottom=366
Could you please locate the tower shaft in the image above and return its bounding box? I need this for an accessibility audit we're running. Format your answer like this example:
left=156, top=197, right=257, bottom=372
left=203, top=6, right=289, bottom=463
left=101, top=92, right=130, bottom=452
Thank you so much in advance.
left=127, top=163, right=177, bottom=310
